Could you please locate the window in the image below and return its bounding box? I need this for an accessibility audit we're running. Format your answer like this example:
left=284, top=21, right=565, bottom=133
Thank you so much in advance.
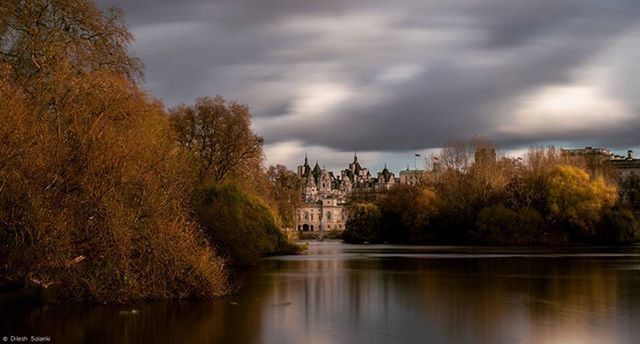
left=326, top=211, right=332, bottom=221
left=304, top=212, right=309, bottom=220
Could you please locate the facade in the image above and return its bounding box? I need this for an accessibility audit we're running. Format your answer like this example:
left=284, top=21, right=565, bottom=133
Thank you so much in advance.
left=562, top=146, right=614, bottom=160
left=399, top=168, right=426, bottom=185
left=611, top=150, right=640, bottom=178
left=295, top=198, right=348, bottom=232
left=563, top=146, right=640, bottom=178
left=295, top=154, right=401, bottom=232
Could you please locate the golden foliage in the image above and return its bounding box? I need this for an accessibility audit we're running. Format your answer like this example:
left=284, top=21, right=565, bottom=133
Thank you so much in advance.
left=0, top=0, right=228, bottom=302
left=547, top=165, right=618, bottom=234
left=0, top=64, right=228, bottom=301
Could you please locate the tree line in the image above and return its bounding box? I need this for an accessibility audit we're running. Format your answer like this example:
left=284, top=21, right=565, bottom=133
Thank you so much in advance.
left=344, top=139, right=640, bottom=245
left=0, top=0, right=301, bottom=303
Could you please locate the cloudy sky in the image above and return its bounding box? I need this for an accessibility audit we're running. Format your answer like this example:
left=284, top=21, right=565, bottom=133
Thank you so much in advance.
left=100, top=0, right=640, bottom=173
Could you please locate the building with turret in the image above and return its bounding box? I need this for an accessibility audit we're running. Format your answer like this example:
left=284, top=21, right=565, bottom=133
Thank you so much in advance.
left=295, top=153, right=400, bottom=232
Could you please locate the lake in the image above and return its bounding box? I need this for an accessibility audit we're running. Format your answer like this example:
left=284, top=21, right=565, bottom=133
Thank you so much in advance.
left=3, top=241, right=640, bottom=343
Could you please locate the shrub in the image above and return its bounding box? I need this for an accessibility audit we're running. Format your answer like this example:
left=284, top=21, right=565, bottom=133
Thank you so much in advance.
left=474, top=205, right=564, bottom=245
left=343, top=203, right=382, bottom=244
left=195, top=184, right=302, bottom=266
left=597, top=209, right=640, bottom=244
left=620, top=176, right=640, bottom=214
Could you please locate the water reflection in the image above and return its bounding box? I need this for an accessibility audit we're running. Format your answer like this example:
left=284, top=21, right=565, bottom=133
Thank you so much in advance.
left=2, top=242, right=640, bottom=343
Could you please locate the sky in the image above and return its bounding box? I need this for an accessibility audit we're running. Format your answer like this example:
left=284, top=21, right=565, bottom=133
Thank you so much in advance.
left=99, top=0, right=640, bottom=173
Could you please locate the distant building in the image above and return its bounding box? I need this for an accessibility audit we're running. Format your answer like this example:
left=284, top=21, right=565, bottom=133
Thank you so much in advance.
left=293, top=153, right=448, bottom=231
left=562, top=146, right=614, bottom=161
left=295, top=198, right=348, bottom=232
left=611, top=150, right=640, bottom=178
left=475, top=146, right=497, bottom=165
left=563, top=146, right=640, bottom=178
left=295, top=154, right=404, bottom=232
left=399, top=168, right=426, bottom=185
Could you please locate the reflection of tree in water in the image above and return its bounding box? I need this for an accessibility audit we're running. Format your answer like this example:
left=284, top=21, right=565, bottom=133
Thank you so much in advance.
left=0, top=272, right=271, bottom=344
left=341, top=255, right=640, bottom=343
left=3, top=246, right=640, bottom=343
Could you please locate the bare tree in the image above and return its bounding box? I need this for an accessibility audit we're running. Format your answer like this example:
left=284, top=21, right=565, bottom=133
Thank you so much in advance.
left=169, top=96, right=264, bottom=185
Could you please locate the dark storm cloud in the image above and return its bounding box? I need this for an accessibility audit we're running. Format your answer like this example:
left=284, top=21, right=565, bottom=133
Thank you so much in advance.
left=100, top=0, right=640, bottom=166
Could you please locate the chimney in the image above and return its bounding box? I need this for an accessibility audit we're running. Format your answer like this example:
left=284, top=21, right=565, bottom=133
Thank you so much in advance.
left=628, top=150, right=634, bottom=160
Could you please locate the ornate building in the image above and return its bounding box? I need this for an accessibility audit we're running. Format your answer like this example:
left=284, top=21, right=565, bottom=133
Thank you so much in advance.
left=562, top=146, right=640, bottom=178
left=295, top=154, right=399, bottom=232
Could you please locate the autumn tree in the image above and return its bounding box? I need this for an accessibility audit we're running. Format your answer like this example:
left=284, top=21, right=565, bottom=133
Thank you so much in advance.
left=169, top=96, right=264, bottom=185
left=377, top=184, right=441, bottom=242
left=547, top=165, right=618, bottom=237
left=266, top=165, right=301, bottom=229
left=0, top=0, right=142, bottom=85
left=343, top=203, right=382, bottom=244
left=0, top=0, right=227, bottom=302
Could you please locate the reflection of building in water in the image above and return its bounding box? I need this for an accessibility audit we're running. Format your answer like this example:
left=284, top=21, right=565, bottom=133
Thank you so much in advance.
left=563, top=146, right=640, bottom=178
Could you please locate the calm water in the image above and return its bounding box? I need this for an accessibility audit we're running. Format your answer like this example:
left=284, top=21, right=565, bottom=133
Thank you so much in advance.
left=3, top=242, right=640, bottom=343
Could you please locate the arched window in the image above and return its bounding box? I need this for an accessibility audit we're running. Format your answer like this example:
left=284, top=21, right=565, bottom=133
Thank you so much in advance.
left=304, top=212, right=309, bottom=220
left=326, top=211, right=332, bottom=221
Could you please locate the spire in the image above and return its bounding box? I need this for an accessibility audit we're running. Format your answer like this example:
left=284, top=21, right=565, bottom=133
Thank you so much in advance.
left=354, top=150, right=358, bottom=163
left=304, top=153, right=308, bottom=164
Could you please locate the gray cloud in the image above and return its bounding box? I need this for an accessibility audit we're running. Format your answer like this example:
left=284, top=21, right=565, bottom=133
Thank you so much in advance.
left=100, top=0, right=640, bottom=170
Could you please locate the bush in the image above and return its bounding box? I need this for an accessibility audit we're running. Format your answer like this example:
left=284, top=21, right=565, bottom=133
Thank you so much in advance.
left=343, top=203, right=382, bottom=244
left=195, top=184, right=302, bottom=266
left=597, top=209, right=640, bottom=244
left=474, top=205, right=565, bottom=245
left=0, top=68, right=228, bottom=302
left=620, top=176, right=640, bottom=214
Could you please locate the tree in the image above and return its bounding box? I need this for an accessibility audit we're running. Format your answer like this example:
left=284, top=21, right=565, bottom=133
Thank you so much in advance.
left=620, top=175, right=640, bottom=213
left=377, top=184, right=441, bottom=242
left=169, top=96, right=264, bottom=185
left=343, top=203, right=382, bottom=244
left=0, top=0, right=227, bottom=302
left=266, top=165, right=301, bottom=229
left=547, top=165, right=618, bottom=237
left=0, top=0, right=142, bottom=85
